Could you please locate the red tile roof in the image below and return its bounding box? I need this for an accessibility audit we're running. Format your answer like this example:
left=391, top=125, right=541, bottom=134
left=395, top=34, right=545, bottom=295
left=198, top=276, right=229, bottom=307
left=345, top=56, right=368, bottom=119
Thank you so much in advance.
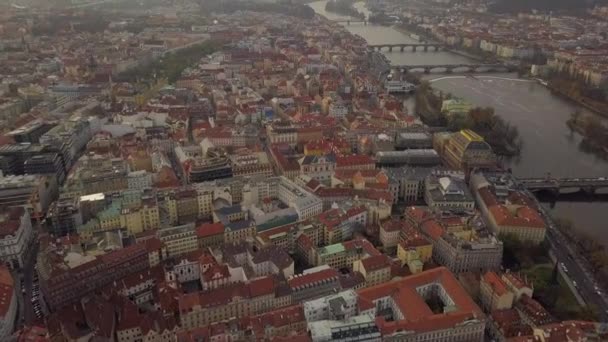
left=483, top=271, right=509, bottom=296
left=335, top=154, right=375, bottom=168
left=288, top=268, right=339, bottom=290
left=196, top=222, right=225, bottom=238
left=358, top=267, right=483, bottom=335
left=360, top=254, right=391, bottom=273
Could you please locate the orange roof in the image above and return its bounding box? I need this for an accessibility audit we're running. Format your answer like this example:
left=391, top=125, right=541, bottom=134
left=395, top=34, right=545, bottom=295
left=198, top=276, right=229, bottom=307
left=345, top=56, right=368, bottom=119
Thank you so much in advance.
left=196, top=222, right=225, bottom=238
left=360, top=255, right=391, bottom=272
left=359, top=267, right=483, bottom=335
left=420, top=219, right=445, bottom=240
left=288, top=268, right=339, bottom=289
left=335, top=154, right=375, bottom=167
left=483, top=271, right=508, bottom=296
left=489, top=205, right=545, bottom=229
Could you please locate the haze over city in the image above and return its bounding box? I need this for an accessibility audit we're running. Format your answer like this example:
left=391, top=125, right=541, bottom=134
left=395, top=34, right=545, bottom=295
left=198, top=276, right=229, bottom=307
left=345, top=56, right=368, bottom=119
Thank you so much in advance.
left=0, top=0, right=607, bottom=341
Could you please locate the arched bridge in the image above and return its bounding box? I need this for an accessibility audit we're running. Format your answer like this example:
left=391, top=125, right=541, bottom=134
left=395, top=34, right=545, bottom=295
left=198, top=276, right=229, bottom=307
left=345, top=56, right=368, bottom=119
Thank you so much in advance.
left=520, top=177, right=608, bottom=195
left=390, top=63, right=512, bottom=74
left=368, top=43, right=443, bottom=52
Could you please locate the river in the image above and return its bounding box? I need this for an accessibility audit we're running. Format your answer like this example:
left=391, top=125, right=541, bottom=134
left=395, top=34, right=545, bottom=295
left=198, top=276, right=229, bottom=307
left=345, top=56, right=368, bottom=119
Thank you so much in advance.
left=310, top=0, right=608, bottom=244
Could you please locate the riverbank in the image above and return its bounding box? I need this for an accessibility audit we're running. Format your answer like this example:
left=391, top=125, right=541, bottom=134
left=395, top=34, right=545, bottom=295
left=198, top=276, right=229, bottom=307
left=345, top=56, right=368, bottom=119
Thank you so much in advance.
left=547, top=82, right=608, bottom=120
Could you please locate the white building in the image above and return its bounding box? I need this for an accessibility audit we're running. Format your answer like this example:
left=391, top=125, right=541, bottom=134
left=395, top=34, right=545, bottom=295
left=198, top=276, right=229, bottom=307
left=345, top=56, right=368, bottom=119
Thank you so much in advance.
left=127, top=170, right=153, bottom=190
left=303, top=289, right=358, bottom=322
left=278, top=177, right=323, bottom=219
left=0, top=207, right=34, bottom=270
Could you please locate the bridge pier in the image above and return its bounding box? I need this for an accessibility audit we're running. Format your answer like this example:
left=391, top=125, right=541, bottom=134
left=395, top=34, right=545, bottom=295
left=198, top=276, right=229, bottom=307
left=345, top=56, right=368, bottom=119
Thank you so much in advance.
left=346, top=20, right=350, bottom=25
left=412, top=46, right=417, bottom=52
left=423, top=45, right=428, bottom=52
left=388, top=46, right=393, bottom=52
left=434, top=46, right=439, bottom=51
left=400, top=46, right=405, bottom=52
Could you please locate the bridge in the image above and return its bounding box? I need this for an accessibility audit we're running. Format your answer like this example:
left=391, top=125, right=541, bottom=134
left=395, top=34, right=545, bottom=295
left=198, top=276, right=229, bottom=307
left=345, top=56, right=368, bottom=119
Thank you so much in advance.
left=331, top=19, right=368, bottom=25
left=368, top=43, right=443, bottom=52
left=520, top=177, right=608, bottom=195
left=389, top=63, right=511, bottom=74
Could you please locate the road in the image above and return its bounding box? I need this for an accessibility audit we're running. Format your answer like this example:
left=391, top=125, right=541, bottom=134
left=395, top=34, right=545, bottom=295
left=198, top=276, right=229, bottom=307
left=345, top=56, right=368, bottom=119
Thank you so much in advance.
left=526, top=186, right=608, bottom=321
left=21, top=238, right=40, bottom=326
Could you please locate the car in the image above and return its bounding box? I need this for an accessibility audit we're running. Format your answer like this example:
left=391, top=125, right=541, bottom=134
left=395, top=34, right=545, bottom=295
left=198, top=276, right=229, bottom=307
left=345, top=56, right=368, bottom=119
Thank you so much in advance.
left=573, top=281, right=578, bottom=287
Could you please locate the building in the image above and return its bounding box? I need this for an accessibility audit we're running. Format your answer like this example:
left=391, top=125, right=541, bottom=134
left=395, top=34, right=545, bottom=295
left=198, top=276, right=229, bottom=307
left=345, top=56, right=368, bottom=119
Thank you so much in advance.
left=307, top=313, right=380, bottom=342
left=157, top=223, right=198, bottom=257
left=480, top=271, right=514, bottom=311
left=127, top=170, right=153, bottom=190
left=352, top=255, right=391, bottom=287
left=0, top=266, right=17, bottom=339
left=397, top=224, right=432, bottom=274
left=385, top=167, right=434, bottom=204
left=0, top=207, right=35, bottom=270
left=178, top=276, right=280, bottom=329
left=357, top=267, right=486, bottom=341
left=379, top=219, right=404, bottom=250
left=313, top=239, right=380, bottom=269
left=298, top=155, right=336, bottom=184
left=421, top=217, right=503, bottom=274
left=229, top=152, right=273, bottom=178
left=47, top=197, right=82, bottom=237
left=37, top=237, right=163, bottom=311
left=315, top=205, right=367, bottom=245
left=304, top=289, right=358, bottom=322
left=196, top=222, right=225, bottom=249
left=0, top=143, right=67, bottom=183
left=375, top=150, right=441, bottom=167
left=288, top=267, right=341, bottom=303
left=441, top=98, right=473, bottom=116
left=476, top=186, right=546, bottom=244
left=278, top=177, right=323, bottom=219
left=0, top=174, right=58, bottom=219
left=440, top=130, right=496, bottom=172
left=213, top=205, right=256, bottom=243
left=424, top=173, right=475, bottom=212
left=395, top=132, right=433, bottom=150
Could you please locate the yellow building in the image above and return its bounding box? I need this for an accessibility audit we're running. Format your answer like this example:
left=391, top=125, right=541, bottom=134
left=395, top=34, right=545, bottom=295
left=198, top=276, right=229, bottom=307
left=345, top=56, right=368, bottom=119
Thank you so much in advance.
left=442, top=129, right=496, bottom=172
left=352, top=254, right=391, bottom=287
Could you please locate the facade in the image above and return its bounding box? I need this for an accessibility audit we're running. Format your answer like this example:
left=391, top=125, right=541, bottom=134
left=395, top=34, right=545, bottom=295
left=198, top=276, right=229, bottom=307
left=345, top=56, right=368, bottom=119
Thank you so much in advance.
left=480, top=271, right=514, bottom=312
left=358, top=267, right=485, bottom=341
left=421, top=218, right=503, bottom=274
left=157, top=223, right=198, bottom=257
left=0, top=207, right=35, bottom=270
left=288, top=267, right=341, bottom=303
left=441, top=130, right=496, bottom=172
left=0, top=174, right=58, bottom=220
left=313, top=239, right=380, bottom=269
left=424, top=174, right=475, bottom=212
left=303, top=289, right=358, bottom=322
left=298, top=155, right=336, bottom=184
left=196, top=222, right=225, bottom=249
left=352, top=255, right=391, bottom=287
left=47, top=197, right=82, bottom=237
left=178, top=277, right=280, bottom=329
left=37, top=238, right=162, bottom=311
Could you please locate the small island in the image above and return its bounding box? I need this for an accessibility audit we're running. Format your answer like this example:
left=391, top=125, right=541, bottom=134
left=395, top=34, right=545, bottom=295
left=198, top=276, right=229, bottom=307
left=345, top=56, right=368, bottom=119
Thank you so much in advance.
left=416, top=81, right=522, bottom=156
left=325, top=0, right=365, bottom=19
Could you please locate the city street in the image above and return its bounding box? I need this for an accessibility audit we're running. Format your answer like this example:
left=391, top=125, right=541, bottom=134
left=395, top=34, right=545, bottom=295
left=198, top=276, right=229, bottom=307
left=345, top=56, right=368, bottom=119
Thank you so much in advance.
left=543, top=213, right=608, bottom=321
left=21, top=239, right=39, bottom=326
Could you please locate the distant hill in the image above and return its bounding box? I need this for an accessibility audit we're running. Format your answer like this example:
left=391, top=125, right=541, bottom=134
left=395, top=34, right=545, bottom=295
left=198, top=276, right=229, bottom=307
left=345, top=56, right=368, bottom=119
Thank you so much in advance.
left=489, top=0, right=608, bottom=13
